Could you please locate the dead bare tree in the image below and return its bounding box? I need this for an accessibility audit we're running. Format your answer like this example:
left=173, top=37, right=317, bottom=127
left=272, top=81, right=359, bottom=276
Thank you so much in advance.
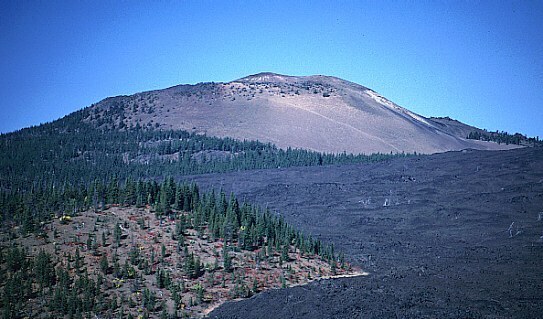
left=508, top=222, right=515, bottom=238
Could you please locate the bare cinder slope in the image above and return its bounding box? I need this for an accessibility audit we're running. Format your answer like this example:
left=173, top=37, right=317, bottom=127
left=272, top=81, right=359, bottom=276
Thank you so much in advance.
left=88, top=72, right=517, bottom=154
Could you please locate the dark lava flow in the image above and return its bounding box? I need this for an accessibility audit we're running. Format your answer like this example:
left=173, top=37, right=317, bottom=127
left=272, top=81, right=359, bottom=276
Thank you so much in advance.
left=184, top=147, right=543, bottom=318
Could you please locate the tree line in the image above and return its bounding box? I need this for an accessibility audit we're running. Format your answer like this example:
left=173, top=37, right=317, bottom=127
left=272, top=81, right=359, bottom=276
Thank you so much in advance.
left=0, top=106, right=410, bottom=194
left=1, top=177, right=333, bottom=262
left=467, top=130, right=541, bottom=146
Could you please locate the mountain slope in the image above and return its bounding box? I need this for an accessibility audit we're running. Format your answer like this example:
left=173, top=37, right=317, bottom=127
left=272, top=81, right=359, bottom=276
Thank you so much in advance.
left=86, top=72, right=518, bottom=154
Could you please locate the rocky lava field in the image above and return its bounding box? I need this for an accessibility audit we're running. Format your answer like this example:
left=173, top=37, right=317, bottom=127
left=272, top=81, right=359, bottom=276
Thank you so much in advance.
left=186, top=147, right=543, bottom=318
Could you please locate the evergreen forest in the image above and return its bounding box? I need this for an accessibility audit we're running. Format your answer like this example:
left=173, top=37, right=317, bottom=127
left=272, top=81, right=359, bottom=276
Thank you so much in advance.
left=0, top=105, right=387, bottom=318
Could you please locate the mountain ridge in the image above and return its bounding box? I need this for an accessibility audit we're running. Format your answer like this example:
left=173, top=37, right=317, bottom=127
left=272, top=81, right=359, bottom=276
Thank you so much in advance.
left=82, top=72, right=519, bottom=154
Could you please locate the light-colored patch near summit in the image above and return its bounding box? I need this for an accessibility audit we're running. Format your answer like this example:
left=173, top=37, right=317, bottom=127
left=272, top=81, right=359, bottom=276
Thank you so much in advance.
left=405, top=110, right=432, bottom=126
left=365, top=89, right=399, bottom=110
left=365, top=89, right=435, bottom=127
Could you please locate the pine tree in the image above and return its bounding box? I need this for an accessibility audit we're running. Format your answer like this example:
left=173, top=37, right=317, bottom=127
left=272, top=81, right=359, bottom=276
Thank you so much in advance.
left=281, top=245, right=289, bottom=263
left=114, top=223, right=122, bottom=247
left=223, top=244, right=232, bottom=272
left=161, top=244, right=167, bottom=262
left=156, top=268, right=164, bottom=289
left=34, top=249, right=55, bottom=290
left=100, top=255, right=109, bottom=274
left=74, top=246, right=82, bottom=271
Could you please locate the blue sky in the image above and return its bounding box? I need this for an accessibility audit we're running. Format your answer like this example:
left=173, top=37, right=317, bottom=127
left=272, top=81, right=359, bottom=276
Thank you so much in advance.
left=1, top=1, right=542, bottom=137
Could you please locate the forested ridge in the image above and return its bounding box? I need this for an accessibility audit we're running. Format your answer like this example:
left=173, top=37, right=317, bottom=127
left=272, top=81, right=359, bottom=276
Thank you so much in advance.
left=466, top=130, right=541, bottom=146
left=0, top=104, right=379, bottom=318
left=0, top=105, right=408, bottom=225
left=1, top=179, right=350, bottom=318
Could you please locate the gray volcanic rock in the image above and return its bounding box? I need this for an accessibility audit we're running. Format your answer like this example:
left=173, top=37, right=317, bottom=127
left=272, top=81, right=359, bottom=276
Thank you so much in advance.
left=190, top=147, right=543, bottom=319
left=88, top=72, right=518, bottom=154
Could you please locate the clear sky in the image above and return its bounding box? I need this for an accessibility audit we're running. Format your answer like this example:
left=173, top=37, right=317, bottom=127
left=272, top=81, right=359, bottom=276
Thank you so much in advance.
left=1, top=1, right=542, bottom=137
